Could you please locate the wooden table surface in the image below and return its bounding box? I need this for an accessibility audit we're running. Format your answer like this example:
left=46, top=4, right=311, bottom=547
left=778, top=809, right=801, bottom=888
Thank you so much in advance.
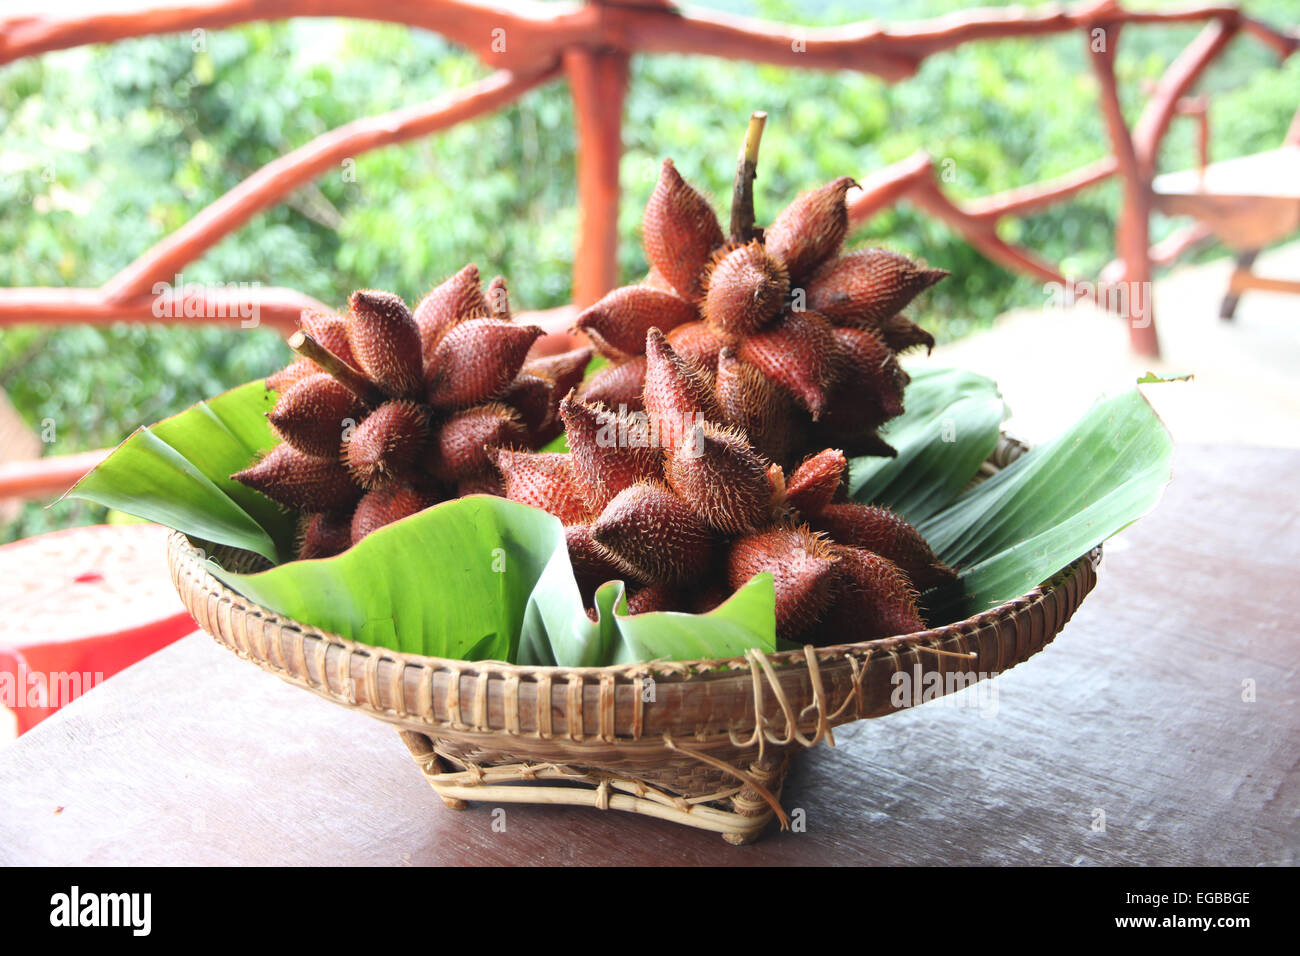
left=2, top=442, right=1296, bottom=866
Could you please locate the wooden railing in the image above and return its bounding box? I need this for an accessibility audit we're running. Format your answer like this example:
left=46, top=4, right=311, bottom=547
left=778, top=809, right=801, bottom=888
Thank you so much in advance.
left=0, top=0, right=1297, bottom=500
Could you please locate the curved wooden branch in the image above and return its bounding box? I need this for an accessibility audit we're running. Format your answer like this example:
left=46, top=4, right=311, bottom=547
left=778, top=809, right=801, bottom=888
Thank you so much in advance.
left=846, top=152, right=1077, bottom=290
left=0, top=286, right=329, bottom=334
left=907, top=179, right=1074, bottom=288
left=102, top=66, right=559, bottom=303
left=1238, top=14, right=1300, bottom=60
left=0, top=449, right=111, bottom=502
left=0, top=1, right=588, bottom=70
left=1099, top=220, right=1214, bottom=282
left=845, top=151, right=936, bottom=227
left=1089, top=22, right=1160, bottom=357
left=1132, top=19, right=1238, bottom=179
left=963, top=156, right=1119, bottom=221
left=4, top=1, right=1293, bottom=83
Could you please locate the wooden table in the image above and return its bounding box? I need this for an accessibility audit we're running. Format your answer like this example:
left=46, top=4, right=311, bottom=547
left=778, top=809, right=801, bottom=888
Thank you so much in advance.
left=1, top=443, right=1295, bottom=866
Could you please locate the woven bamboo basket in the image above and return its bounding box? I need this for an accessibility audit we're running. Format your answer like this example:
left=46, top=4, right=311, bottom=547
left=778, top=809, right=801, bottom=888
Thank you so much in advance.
left=167, top=435, right=1099, bottom=843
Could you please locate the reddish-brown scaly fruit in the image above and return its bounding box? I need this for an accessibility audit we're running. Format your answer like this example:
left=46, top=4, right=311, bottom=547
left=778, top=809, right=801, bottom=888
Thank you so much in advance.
left=300, top=311, right=357, bottom=369
left=232, top=444, right=360, bottom=512
left=296, top=511, right=353, bottom=560
left=578, top=356, right=647, bottom=413
left=624, top=580, right=681, bottom=615
left=812, top=503, right=956, bottom=591
left=666, top=320, right=724, bottom=369
left=242, top=274, right=578, bottom=554
left=823, top=545, right=924, bottom=639
left=704, top=241, right=789, bottom=340
left=737, top=309, right=838, bottom=418
left=491, top=450, right=592, bottom=524
left=714, top=347, right=795, bottom=465
left=457, top=473, right=504, bottom=497
left=576, top=286, right=698, bottom=362
left=872, top=312, right=936, bottom=355
left=567, top=135, right=945, bottom=467
left=820, top=326, right=907, bottom=429
left=345, top=400, right=429, bottom=488
left=266, top=357, right=318, bottom=394
left=727, top=525, right=839, bottom=640
left=347, top=290, right=424, bottom=399
left=350, top=485, right=438, bottom=544
left=643, top=159, right=725, bottom=303
left=561, top=396, right=663, bottom=512
left=591, top=481, right=713, bottom=586
left=426, top=319, right=542, bottom=411
left=784, top=449, right=847, bottom=517
left=425, top=403, right=527, bottom=484
left=807, top=249, right=948, bottom=331
left=643, top=267, right=676, bottom=293
left=497, top=373, right=554, bottom=439
left=764, top=177, right=855, bottom=283
left=666, top=422, right=773, bottom=534
left=643, top=327, right=720, bottom=453
left=567, top=523, right=644, bottom=597
left=413, top=264, right=488, bottom=364
left=267, top=373, right=364, bottom=459
left=523, top=347, right=594, bottom=400
left=520, top=345, right=594, bottom=443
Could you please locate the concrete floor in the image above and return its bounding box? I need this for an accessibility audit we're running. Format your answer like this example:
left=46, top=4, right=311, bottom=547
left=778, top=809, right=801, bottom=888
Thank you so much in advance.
left=914, top=240, right=1300, bottom=449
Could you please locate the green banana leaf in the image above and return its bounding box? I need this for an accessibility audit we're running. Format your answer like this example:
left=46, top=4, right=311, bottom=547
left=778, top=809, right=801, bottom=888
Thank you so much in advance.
left=519, top=552, right=777, bottom=667
left=915, top=388, right=1173, bottom=622
left=65, top=368, right=1173, bottom=664
left=850, top=366, right=1007, bottom=525
left=64, top=382, right=295, bottom=563
left=212, top=494, right=561, bottom=660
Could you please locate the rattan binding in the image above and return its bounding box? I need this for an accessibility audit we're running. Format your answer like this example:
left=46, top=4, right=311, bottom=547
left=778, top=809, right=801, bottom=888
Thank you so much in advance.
left=167, top=435, right=1099, bottom=843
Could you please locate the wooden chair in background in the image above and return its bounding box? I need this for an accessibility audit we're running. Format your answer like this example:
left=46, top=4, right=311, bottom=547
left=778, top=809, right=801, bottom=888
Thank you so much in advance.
left=1152, top=106, right=1300, bottom=319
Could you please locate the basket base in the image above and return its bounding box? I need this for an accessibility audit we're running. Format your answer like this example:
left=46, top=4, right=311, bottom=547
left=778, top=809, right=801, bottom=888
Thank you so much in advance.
left=398, top=730, right=788, bottom=844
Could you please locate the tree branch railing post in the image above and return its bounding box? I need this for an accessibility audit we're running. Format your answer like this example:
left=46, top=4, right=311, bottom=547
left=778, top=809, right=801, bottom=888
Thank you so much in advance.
left=563, top=46, right=629, bottom=309
left=1089, top=19, right=1160, bottom=357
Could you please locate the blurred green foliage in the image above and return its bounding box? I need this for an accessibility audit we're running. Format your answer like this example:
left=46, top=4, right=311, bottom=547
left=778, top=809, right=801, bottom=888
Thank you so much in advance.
left=1, top=0, right=1296, bottom=541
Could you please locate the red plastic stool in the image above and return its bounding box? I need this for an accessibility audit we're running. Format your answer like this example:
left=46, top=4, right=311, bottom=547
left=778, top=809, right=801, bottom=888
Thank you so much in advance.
left=0, top=523, right=196, bottom=735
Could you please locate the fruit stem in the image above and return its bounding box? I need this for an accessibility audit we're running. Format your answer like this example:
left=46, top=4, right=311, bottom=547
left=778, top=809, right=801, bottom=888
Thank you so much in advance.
left=730, top=110, right=767, bottom=244
left=287, top=330, right=384, bottom=406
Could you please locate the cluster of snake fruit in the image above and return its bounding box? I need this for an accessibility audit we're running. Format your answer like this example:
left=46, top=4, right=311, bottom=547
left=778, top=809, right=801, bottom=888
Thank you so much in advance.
left=575, top=156, right=947, bottom=470
left=233, top=120, right=955, bottom=642
left=493, top=326, right=954, bottom=643
left=233, top=267, right=591, bottom=559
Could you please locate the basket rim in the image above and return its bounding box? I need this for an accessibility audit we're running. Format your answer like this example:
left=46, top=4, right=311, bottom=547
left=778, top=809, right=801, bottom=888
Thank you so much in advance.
left=168, top=536, right=1097, bottom=682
